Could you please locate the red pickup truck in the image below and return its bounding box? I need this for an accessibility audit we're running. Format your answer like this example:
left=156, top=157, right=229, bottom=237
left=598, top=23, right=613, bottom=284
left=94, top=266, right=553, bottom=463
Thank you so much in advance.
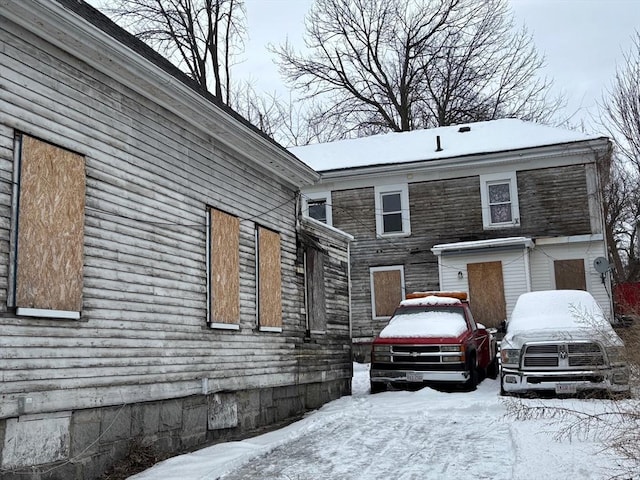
left=370, top=292, right=498, bottom=392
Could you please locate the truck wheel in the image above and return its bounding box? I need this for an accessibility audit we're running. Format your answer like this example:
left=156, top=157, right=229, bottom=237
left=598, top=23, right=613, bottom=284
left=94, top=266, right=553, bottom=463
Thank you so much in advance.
left=464, top=356, right=478, bottom=391
left=370, top=381, right=387, bottom=394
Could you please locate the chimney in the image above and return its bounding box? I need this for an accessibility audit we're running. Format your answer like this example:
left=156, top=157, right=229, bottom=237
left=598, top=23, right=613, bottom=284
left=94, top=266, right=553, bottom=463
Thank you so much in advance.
left=435, top=135, right=443, bottom=152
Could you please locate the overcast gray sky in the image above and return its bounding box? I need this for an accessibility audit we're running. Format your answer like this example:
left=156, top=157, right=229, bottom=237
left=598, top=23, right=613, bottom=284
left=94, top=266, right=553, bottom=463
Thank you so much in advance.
left=86, top=0, right=640, bottom=132
left=237, top=0, right=640, bottom=132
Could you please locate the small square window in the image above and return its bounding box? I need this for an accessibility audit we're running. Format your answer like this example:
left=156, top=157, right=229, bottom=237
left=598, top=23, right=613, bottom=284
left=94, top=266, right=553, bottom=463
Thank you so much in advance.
left=302, top=192, right=332, bottom=226
left=488, top=182, right=513, bottom=224
left=374, top=184, right=410, bottom=237
left=381, top=192, right=403, bottom=233
left=307, top=199, right=327, bottom=223
left=480, top=173, right=519, bottom=229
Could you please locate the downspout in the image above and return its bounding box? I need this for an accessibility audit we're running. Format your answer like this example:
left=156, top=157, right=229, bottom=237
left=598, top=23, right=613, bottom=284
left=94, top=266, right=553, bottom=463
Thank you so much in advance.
left=524, top=244, right=532, bottom=293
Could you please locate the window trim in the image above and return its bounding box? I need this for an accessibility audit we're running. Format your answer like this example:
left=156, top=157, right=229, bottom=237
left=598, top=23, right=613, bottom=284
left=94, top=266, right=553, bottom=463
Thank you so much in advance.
left=207, top=207, right=241, bottom=330
left=374, top=184, right=410, bottom=237
left=10, top=133, right=85, bottom=319
left=255, top=225, right=283, bottom=333
left=479, top=172, right=520, bottom=229
left=369, top=265, right=405, bottom=320
left=302, top=191, right=332, bottom=226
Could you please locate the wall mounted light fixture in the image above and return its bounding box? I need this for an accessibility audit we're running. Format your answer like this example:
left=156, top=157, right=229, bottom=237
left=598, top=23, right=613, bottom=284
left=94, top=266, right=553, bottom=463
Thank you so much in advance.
left=457, top=271, right=463, bottom=280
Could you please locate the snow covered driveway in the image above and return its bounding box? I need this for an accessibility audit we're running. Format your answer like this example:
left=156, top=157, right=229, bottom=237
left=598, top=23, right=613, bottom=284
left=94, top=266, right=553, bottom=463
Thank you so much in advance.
left=130, top=363, right=631, bottom=480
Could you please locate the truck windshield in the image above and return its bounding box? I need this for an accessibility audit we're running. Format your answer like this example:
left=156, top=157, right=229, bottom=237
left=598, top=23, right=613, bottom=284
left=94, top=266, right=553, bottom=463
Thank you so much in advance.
left=379, top=306, right=468, bottom=338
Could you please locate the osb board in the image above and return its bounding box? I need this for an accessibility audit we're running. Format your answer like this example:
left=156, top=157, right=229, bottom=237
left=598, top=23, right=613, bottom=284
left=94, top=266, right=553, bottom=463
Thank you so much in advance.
left=211, top=209, right=240, bottom=324
left=16, top=135, right=85, bottom=311
left=554, top=259, right=586, bottom=290
left=373, top=270, right=402, bottom=317
left=258, top=227, right=282, bottom=327
left=467, top=261, right=505, bottom=328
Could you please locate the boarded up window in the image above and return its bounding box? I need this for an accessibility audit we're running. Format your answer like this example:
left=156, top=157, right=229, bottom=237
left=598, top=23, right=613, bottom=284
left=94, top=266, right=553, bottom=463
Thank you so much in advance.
left=554, top=259, right=586, bottom=290
left=305, top=247, right=326, bottom=332
left=210, top=208, right=240, bottom=325
left=257, top=226, right=282, bottom=329
left=370, top=266, right=404, bottom=318
left=467, top=261, right=506, bottom=328
left=13, top=135, right=85, bottom=315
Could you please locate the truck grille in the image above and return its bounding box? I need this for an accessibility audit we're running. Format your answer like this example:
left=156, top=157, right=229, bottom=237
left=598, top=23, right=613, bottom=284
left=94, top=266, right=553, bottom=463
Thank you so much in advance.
left=522, top=342, right=605, bottom=369
left=372, top=344, right=463, bottom=371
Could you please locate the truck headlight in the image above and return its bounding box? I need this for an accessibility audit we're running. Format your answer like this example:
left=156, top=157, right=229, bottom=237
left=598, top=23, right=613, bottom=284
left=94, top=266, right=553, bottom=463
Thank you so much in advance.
left=441, top=345, right=462, bottom=352
left=501, top=348, right=521, bottom=366
left=606, top=346, right=627, bottom=366
left=372, top=344, right=391, bottom=362
left=442, top=355, right=463, bottom=363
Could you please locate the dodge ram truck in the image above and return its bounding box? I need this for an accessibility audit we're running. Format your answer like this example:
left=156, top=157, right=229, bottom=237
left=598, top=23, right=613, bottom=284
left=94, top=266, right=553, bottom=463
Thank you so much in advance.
left=370, top=292, right=498, bottom=392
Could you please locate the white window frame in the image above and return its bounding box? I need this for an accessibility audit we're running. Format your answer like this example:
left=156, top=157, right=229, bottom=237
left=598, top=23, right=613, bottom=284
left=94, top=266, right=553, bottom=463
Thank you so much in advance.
left=302, top=191, right=332, bottom=226
left=369, top=265, right=406, bottom=320
left=374, top=184, right=410, bottom=237
left=479, top=172, right=520, bottom=229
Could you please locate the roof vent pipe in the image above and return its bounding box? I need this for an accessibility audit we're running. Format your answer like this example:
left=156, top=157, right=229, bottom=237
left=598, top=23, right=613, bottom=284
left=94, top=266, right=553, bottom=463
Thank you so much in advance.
left=435, top=135, right=443, bottom=152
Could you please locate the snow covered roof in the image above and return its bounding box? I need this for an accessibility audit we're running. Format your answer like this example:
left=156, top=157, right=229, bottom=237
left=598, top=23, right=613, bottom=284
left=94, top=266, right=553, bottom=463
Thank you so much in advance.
left=289, top=119, right=605, bottom=172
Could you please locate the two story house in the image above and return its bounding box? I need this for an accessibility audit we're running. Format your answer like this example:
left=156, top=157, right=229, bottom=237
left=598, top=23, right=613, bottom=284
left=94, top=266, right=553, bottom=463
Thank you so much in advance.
left=292, top=119, right=612, bottom=359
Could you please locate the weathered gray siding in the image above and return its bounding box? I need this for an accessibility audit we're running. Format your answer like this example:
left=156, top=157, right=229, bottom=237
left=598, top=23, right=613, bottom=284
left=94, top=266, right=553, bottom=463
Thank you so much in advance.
left=0, top=10, right=351, bottom=478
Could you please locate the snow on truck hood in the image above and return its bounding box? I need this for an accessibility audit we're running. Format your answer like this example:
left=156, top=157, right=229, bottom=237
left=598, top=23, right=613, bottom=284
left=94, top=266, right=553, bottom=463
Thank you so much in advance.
left=379, top=297, right=467, bottom=339
left=503, top=290, right=623, bottom=347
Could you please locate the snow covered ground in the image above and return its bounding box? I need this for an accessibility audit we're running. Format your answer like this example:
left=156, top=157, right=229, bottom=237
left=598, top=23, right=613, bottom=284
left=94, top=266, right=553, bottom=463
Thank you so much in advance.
left=130, top=363, right=635, bottom=480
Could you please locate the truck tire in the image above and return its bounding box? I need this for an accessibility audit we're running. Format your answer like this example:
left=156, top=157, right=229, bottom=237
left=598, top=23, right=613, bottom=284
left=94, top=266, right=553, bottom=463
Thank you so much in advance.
left=464, top=355, right=478, bottom=391
left=486, top=355, right=499, bottom=380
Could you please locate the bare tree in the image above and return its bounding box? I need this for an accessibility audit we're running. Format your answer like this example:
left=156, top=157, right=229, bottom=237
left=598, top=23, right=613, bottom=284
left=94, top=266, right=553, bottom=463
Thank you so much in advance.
left=272, top=0, right=561, bottom=138
left=600, top=32, right=640, bottom=283
left=106, top=0, right=245, bottom=104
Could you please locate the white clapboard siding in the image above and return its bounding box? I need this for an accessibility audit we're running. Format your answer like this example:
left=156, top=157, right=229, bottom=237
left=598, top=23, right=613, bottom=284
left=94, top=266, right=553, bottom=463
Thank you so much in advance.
left=529, top=240, right=612, bottom=317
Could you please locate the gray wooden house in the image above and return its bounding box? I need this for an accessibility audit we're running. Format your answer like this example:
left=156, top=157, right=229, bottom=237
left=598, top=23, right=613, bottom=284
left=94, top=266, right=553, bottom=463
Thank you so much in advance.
left=292, top=120, right=612, bottom=360
left=0, top=1, right=352, bottom=478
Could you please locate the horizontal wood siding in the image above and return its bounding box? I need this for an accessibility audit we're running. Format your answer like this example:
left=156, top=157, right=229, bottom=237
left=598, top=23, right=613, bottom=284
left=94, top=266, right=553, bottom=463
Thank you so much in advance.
left=297, top=220, right=352, bottom=383
left=518, top=165, right=591, bottom=237
left=0, top=18, right=349, bottom=418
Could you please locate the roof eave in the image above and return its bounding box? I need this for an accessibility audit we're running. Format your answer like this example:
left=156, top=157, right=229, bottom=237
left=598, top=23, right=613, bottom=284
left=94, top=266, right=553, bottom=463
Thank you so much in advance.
left=315, top=137, right=610, bottom=182
left=2, top=0, right=319, bottom=187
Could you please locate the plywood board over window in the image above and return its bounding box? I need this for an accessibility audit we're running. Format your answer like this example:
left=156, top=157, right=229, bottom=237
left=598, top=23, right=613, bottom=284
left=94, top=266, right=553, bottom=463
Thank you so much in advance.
left=14, top=134, right=85, bottom=317
left=370, top=266, right=404, bottom=319
left=210, top=208, right=240, bottom=328
left=467, top=261, right=506, bottom=328
left=257, top=226, right=282, bottom=331
left=554, top=259, right=586, bottom=290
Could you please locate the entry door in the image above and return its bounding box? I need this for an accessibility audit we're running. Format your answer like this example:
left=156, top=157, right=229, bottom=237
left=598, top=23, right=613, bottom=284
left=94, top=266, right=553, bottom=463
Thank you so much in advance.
left=467, top=261, right=506, bottom=328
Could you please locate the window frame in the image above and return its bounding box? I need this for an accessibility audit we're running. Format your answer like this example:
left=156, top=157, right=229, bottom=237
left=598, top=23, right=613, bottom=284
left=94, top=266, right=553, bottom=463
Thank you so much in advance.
left=374, top=184, right=410, bottom=237
left=369, top=265, right=406, bottom=320
left=479, top=172, right=520, bottom=229
left=255, top=225, right=283, bottom=332
left=207, top=207, right=241, bottom=330
left=9, top=133, right=85, bottom=320
left=302, top=191, right=332, bottom=226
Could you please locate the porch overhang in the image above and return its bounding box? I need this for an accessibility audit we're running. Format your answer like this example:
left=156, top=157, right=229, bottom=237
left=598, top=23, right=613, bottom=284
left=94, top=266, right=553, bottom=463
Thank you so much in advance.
left=431, top=237, right=535, bottom=256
